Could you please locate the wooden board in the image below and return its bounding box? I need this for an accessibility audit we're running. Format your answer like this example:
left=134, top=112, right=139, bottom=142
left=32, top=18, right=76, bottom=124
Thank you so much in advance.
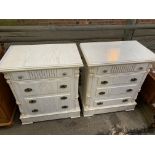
left=0, top=30, right=124, bottom=42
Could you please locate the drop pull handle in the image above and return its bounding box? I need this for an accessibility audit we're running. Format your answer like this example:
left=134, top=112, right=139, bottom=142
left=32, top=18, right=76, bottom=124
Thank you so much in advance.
left=61, top=105, right=68, bottom=109
left=18, top=76, right=23, bottom=80
left=126, top=89, right=133, bottom=92
left=29, top=100, right=36, bottom=104
left=103, top=70, right=108, bottom=73
left=24, top=88, right=32, bottom=92
left=97, top=102, right=103, bottom=105
left=138, top=67, right=143, bottom=70
left=60, top=85, right=67, bottom=88
left=130, top=78, right=137, bottom=82
left=99, top=92, right=105, bottom=95
left=60, top=96, right=67, bottom=100
left=101, top=81, right=108, bottom=85
left=32, top=109, right=38, bottom=113
left=122, top=99, right=128, bottom=102
left=62, top=72, right=67, bottom=76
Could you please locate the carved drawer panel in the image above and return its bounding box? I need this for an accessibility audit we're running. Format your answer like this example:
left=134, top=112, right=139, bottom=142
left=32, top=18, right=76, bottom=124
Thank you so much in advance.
left=5, top=68, right=74, bottom=81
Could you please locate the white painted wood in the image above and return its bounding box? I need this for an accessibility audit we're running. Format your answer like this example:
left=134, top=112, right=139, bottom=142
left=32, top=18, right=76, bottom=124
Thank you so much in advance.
left=4, top=68, right=74, bottom=81
left=0, top=43, right=83, bottom=72
left=80, top=41, right=155, bottom=66
left=97, top=63, right=149, bottom=74
left=83, top=102, right=137, bottom=117
left=20, top=108, right=81, bottom=124
left=9, top=77, right=79, bottom=99
left=0, top=43, right=83, bottom=124
left=97, top=71, right=146, bottom=87
left=17, top=95, right=79, bottom=115
left=95, top=84, right=139, bottom=99
left=79, top=41, right=155, bottom=116
left=94, top=97, right=133, bottom=108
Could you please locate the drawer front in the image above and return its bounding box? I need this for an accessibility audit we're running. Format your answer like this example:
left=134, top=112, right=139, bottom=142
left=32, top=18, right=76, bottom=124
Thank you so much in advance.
left=94, top=97, right=132, bottom=108
left=134, top=63, right=149, bottom=72
left=96, top=84, right=138, bottom=99
left=97, top=63, right=149, bottom=75
left=97, top=72, right=146, bottom=87
left=12, top=78, right=71, bottom=97
left=58, top=79, right=71, bottom=93
left=8, top=68, right=74, bottom=81
left=19, top=94, right=73, bottom=115
left=57, top=69, right=73, bottom=77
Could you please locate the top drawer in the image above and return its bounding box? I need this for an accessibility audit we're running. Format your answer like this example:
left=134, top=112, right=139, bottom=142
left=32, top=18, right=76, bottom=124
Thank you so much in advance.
left=97, top=63, right=149, bottom=75
left=5, top=68, right=74, bottom=81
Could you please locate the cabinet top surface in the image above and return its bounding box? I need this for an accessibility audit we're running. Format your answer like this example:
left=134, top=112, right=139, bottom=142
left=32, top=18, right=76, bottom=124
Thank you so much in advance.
left=80, top=40, right=155, bottom=66
left=0, top=43, right=83, bottom=72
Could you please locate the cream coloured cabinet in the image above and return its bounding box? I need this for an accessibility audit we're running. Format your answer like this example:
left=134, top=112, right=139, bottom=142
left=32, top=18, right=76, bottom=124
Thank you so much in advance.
left=0, top=44, right=83, bottom=124
left=79, top=41, right=155, bottom=116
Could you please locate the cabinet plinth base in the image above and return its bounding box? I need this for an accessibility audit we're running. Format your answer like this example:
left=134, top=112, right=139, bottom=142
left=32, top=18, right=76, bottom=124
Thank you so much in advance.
left=82, top=102, right=137, bottom=117
left=20, top=109, right=80, bottom=125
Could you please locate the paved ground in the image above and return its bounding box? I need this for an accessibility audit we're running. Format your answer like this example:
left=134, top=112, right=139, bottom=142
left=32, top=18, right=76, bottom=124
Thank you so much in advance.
left=0, top=105, right=154, bottom=135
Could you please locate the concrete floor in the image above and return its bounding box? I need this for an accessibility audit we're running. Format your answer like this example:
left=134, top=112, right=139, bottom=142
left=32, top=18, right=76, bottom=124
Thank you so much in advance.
left=0, top=105, right=154, bottom=135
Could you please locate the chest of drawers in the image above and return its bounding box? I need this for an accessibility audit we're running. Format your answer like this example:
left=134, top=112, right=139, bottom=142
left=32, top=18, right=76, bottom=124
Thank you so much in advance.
left=0, top=44, right=83, bottom=124
left=79, top=40, right=155, bottom=116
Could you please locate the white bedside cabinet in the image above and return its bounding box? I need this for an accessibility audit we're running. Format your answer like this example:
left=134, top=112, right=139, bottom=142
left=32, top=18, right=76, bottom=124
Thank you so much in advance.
left=79, top=40, right=155, bottom=117
left=0, top=44, right=83, bottom=124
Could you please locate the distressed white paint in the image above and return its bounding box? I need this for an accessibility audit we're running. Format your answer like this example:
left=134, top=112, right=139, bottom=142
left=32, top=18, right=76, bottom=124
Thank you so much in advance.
left=83, top=102, right=137, bottom=117
left=0, top=43, right=83, bottom=72
left=79, top=41, right=155, bottom=116
left=0, top=43, right=83, bottom=124
left=20, top=108, right=81, bottom=125
left=80, top=41, right=155, bottom=66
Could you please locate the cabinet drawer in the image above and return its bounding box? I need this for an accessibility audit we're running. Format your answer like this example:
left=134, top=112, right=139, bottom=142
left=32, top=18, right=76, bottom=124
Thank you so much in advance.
left=94, top=97, right=132, bottom=107
left=97, top=63, right=149, bottom=75
left=19, top=94, right=73, bottom=115
left=97, top=71, right=146, bottom=87
left=96, top=84, right=138, bottom=99
left=57, top=68, right=73, bottom=77
left=12, top=78, right=71, bottom=97
left=6, top=68, right=74, bottom=81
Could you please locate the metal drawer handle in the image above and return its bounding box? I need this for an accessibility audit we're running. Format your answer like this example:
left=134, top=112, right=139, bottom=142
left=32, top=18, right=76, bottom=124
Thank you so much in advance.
left=32, top=109, right=38, bottom=113
left=29, top=100, right=36, bottom=104
left=24, top=88, right=32, bottom=92
left=61, top=105, right=68, bottom=109
left=130, top=78, right=137, bottom=82
left=126, top=89, right=133, bottom=92
left=60, top=85, right=67, bottom=88
left=18, top=76, right=23, bottom=79
left=101, top=81, right=108, bottom=85
left=97, top=102, right=103, bottom=105
left=122, top=99, right=128, bottom=102
left=60, top=96, right=68, bottom=100
left=62, top=72, right=67, bottom=76
left=103, top=70, right=108, bottom=73
left=99, top=91, right=105, bottom=95
left=138, top=67, right=143, bottom=70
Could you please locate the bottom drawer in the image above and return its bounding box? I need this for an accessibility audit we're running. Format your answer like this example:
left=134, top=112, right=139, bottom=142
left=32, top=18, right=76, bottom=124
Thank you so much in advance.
left=18, top=94, right=77, bottom=115
left=94, top=97, right=133, bottom=108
